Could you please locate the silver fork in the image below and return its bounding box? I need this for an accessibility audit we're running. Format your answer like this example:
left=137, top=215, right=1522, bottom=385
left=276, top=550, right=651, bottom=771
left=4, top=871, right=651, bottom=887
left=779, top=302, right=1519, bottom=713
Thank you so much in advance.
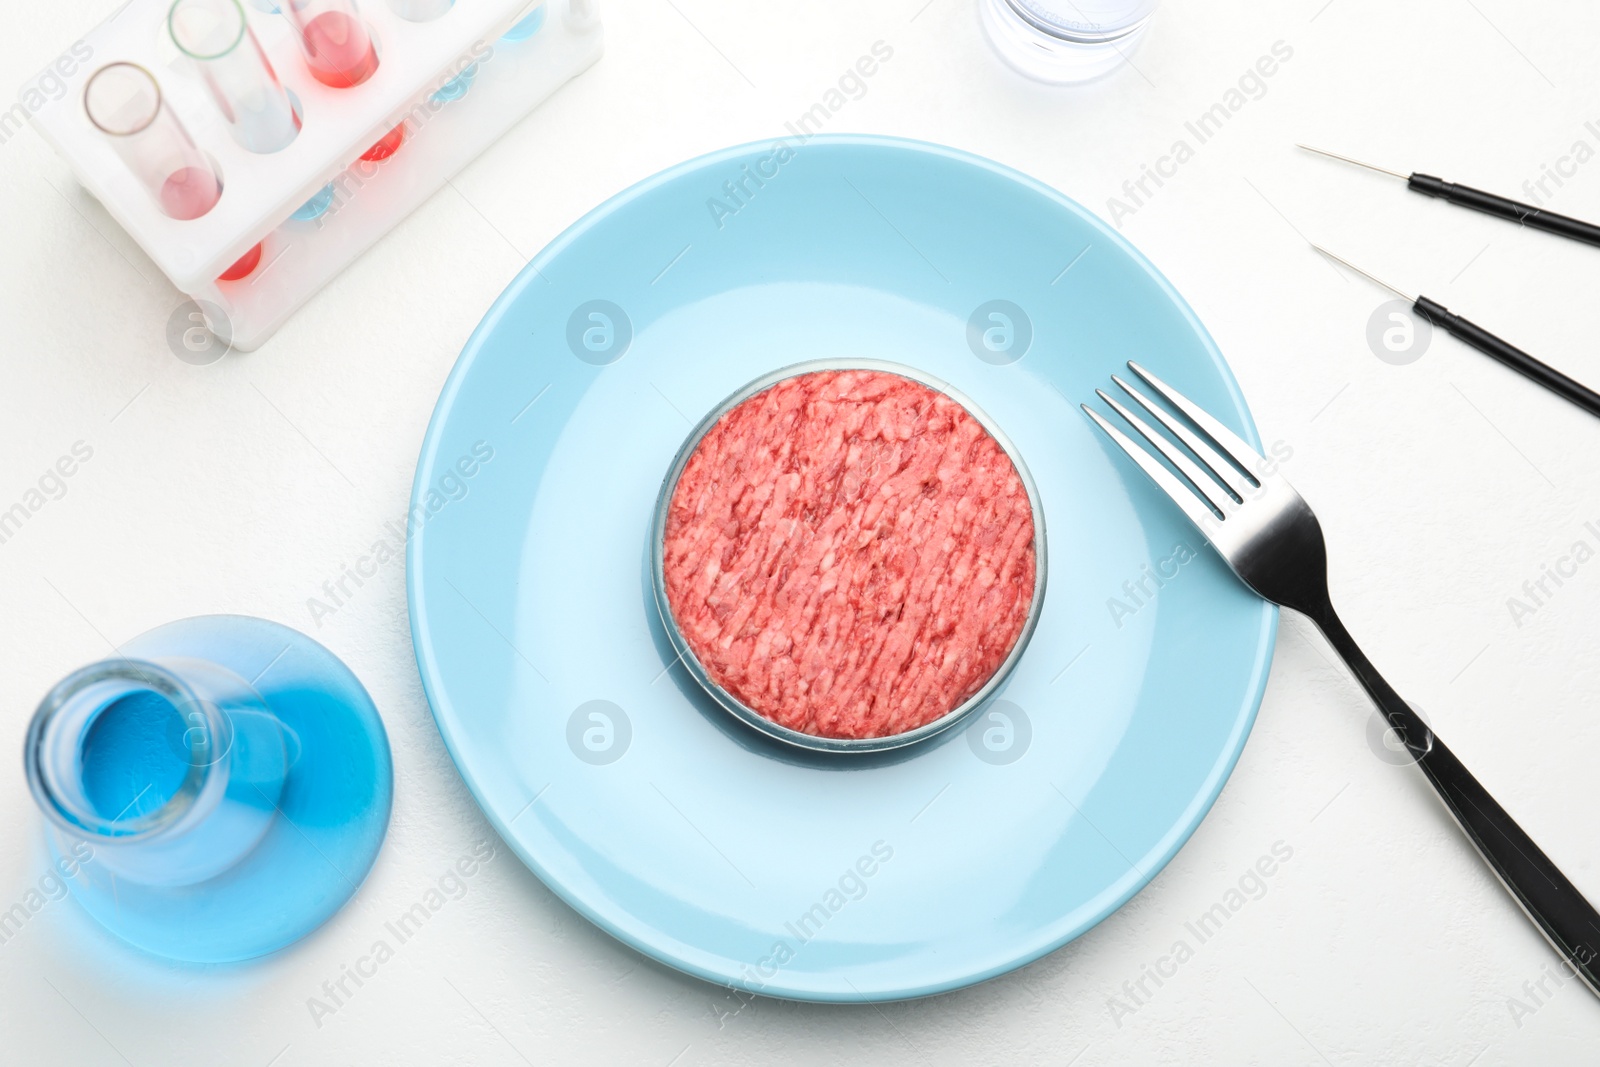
left=1084, top=361, right=1600, bottom=999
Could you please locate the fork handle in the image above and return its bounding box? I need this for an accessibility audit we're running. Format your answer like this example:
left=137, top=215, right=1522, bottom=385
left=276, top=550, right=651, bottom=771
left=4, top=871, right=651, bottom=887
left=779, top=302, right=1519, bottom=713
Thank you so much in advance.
left=1314, top=605, right=1600, bottom=995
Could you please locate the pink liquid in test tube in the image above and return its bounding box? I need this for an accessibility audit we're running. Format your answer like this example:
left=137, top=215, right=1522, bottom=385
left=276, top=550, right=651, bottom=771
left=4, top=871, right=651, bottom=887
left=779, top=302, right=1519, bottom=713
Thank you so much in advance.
left=157, top=165, right=223, bottom=221
left=84, top=62, right=262, bottom=281
left=158, top=167, right=261, bottom=280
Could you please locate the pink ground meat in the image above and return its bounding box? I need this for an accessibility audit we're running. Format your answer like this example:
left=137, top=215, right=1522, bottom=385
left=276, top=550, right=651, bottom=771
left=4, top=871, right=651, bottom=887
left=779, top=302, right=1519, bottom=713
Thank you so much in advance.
left=661, top=368, right=1038, bottom=740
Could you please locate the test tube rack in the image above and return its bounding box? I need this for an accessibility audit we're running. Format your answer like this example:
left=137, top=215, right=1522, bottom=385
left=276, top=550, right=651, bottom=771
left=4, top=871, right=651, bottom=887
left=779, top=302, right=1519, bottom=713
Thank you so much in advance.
left=26, top=0, right=603, bottom=351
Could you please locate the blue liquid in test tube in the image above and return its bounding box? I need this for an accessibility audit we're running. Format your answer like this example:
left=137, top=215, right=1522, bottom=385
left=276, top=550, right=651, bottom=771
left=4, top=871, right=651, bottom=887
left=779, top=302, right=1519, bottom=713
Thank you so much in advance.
left=431, top=62, right=478, bottom=104
left=501, top=3, right=545, bottom=41
left=292, top=181, right=336, bottom=221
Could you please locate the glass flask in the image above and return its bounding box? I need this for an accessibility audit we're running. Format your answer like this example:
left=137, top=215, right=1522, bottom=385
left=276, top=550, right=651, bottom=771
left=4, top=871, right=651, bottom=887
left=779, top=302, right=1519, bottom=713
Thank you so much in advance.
left=980, top=0, right=1161, bottom=84
left=24, top=615, right=393, bottom=962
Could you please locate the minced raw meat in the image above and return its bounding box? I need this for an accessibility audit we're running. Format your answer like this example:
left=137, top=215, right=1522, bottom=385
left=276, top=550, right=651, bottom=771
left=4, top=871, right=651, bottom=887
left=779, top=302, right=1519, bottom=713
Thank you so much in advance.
left=660, top=368, right=1038, bottom=740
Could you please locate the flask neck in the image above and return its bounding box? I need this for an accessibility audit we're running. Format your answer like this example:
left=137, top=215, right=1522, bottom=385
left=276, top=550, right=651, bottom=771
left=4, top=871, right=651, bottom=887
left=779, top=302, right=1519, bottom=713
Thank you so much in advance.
left=25, top=658, right=231, bottom=844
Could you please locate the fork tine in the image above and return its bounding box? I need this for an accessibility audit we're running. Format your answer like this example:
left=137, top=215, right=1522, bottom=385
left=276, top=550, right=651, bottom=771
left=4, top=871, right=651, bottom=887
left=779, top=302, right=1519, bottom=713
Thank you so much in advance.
left=1081, top=404, right=1223, bottom=532
left=1126, top=362, right=1270, bottom=480
left=1095, top=390, right=1232, bottom=517
left=1111, top=374, right=1255, bottom=501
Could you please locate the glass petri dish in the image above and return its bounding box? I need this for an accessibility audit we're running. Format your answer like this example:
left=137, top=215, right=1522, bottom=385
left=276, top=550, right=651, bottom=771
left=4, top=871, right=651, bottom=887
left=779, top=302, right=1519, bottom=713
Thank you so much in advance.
left=650, top=359, right=1048, bottom=755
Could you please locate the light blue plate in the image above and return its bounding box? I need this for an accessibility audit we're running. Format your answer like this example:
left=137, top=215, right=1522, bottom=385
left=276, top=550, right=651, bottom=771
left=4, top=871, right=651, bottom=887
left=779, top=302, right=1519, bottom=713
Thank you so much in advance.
left=408, top=135, right=1277, bottom=1002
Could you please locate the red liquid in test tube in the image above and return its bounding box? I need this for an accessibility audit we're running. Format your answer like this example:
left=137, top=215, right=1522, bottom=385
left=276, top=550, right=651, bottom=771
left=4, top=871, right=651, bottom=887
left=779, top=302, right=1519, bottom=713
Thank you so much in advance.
left=360, top=122, right=405, bottom=161
left=288, top=4, right=380, bottom=88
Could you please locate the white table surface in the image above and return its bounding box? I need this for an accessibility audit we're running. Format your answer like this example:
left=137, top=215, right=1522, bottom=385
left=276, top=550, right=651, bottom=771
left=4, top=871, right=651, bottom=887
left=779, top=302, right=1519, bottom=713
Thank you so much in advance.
left=4, top=0, right=1600, bottom=1062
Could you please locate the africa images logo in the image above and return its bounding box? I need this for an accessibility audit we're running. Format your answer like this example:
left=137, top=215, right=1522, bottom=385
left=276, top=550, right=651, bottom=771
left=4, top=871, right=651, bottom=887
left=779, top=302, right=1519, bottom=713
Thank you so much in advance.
left=702, top=41, right=895, bottom=231
left=967, top=301, right=1032, bottom=365
left=305, top=441, right=494, bottom=627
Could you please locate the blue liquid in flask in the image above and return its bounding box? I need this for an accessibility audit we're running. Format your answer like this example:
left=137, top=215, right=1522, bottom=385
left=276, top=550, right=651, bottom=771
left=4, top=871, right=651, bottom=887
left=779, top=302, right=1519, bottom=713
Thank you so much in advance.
left=80, top=692, right=187, bottom=821
left=25, top=616, right=392, bottom=962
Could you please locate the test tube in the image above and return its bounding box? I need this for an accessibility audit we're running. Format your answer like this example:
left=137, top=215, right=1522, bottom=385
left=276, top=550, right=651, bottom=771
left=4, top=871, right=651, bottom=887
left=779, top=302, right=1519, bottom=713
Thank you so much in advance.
left=84, top=64, right=264, bottom=279
left=84, top=62, right=224, bottom=221
left=283, top=0, right=380, bottom=88
left=169, top=0, right=300, bottom=153
left=431, top=62, right=477, bottom=104
left=386, top=0, right=453, bottom=20
left=501, top=3, right=545, bottom=41
left=360, top=120, right=405, bottom=161
left=291, top=181, right=336, bottom=222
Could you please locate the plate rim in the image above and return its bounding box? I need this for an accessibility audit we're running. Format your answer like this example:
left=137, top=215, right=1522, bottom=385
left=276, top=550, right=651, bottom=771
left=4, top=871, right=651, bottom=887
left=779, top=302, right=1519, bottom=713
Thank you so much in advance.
left=407, top=133, right=1279, bottom=1002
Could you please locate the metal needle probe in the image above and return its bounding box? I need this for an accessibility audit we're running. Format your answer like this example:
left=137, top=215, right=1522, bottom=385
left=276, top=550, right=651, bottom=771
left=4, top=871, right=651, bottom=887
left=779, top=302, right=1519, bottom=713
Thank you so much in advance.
left=1298, top=144, right=1600, bottom=249
left=1313, top=244, right=1600, bottom=419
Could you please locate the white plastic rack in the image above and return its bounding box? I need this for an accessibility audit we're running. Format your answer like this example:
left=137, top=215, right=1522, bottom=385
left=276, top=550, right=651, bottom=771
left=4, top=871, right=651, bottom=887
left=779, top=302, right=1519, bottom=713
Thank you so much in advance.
left=27, top=0, right=603, bottom=350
